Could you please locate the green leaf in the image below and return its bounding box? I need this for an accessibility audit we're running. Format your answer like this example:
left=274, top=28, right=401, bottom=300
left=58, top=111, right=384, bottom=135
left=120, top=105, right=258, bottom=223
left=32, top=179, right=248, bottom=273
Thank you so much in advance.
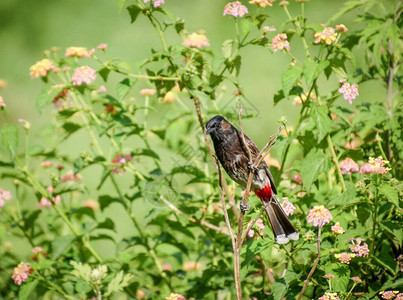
left=379, top=184, right=398, bottom=207
left=0, top=125, right=18, bottom=159
left=127, top=5, right=142, bottom=23
left=116, top=78, right=134, bottom=100
left=312, top=105, right=332, bottom=142
left=118, top=0, right=127, bottom=11
left=281, top=66, right=302, bottom=95
left=324, top=263, right=350, bottom=292
left=273, top=89, right=285, bottom=106
left=19, top=280, right=39, bottom=300
left=75, top=279, right=92, bottom=294
left=239, top=18, right=256, bottom=37
left=98, top=66, right=111, bottom=82
left=99, top=195, right=121, bottom=211
left=105, top=271, right=134, bottom=297
left=151, top=128, right=166, bottom=140
left=52, top=234, right=75, bottom=260
left=174, top=18, right=185, bottom=34
left=171, top=165, right=205, bottom=177
left=222, top=40, right=234, bottom=59
left=303, top=60, right=330, bottom=86
left=97, top=218, right=116, bottom=231
left=381, top=221, right=402, bottom=247
left=300, top=151, right=327, bottom=192
left=133, top=148, right=160, bottom=160
left=272, top=279, right=287, bottom=300
left=36, top=85, right=63, bottom=113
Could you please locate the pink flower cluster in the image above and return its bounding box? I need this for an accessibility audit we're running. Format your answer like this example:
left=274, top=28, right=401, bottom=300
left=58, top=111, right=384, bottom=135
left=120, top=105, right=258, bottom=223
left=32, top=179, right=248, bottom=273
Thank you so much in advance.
left=335, top=252, right=355, bottom=264
left=339, top=158, right=359, bottom=174
left=249, top=0, right=276, bottom=7
left=331, top=222, right=345, bottom=234
left=352, top=276, right=362, bottom=283
left=349, top=238, right=369, bottom=257
left=0, top=187, right=12, bottom=207
left=72, top=66, right=96, bottom=86
left=12, top=262, right=33, bottom=285
left=144, top=0, right=164, bottom=7
left=314, top=26, right=337, bottom=45
left=307, top=205, right=332, bottom=227
left=112, top=154, right=132, bottom=175
left=61, top=170, right=82, bottom=182
left=318, top=293, right=340, bottom=300
left=360, top=156, right=391, bottom=174
left=30, top=59, right=55, bottom=78
left=380, top=291, right=401, bottom=300
left=280, top=197, right=296, bottom=216
left=272, top=33, right=290, bottom=52
left=338, top=79, right=359, bottom=104
left=247, top=218, right=265, bottom=238
left=166, top=293, right=186, bottom=300
left=140, top=89, right=156, bottom=96
left=183, top=33, right=210, bottom=49
left=65, top=47, right=94, bottom=58
left=223, top=2, right=248, bottom=18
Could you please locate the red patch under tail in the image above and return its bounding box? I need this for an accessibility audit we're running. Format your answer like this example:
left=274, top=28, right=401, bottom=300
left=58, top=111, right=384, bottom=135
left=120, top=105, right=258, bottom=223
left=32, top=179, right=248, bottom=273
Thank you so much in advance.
left=254, top=182, right=272, bottom=201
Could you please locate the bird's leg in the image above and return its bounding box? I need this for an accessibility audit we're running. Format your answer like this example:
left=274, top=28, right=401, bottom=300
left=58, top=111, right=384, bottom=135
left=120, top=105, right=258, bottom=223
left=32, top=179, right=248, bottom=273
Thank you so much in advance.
left=247, top=161, right=258, bottom=171
left=239, top=200, right=251, bottom=212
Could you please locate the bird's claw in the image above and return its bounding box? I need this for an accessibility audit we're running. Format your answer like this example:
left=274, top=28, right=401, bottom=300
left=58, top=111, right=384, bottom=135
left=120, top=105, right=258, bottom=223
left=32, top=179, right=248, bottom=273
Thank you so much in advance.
left=247, top=162, right=258, bottom=171
left=240, top=203, right=251, bottom=212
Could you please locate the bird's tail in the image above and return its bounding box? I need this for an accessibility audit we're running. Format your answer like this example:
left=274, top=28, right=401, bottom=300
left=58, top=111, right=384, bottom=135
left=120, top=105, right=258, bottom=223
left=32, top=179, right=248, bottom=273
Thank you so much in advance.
left=261, top=197, right=299, bottom=244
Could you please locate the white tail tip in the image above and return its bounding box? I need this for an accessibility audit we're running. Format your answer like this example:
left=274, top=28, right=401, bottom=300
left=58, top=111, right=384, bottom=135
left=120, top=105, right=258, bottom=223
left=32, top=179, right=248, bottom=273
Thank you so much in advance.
left=288, top=232, right=299, bottom=241
left=275, top=234, right=290, bottom=244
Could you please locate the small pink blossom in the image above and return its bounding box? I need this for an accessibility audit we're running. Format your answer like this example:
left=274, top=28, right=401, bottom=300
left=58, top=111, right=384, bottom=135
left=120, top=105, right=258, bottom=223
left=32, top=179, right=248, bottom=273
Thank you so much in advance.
left=255, top=218, right=265, bottom=231
left=350, top=238, right=369, bottom=257
left=331, top=222, right=345, bottom=234
left=360, top=156, right=391, bottom=174
left=324, top=273, right=335, bottom=279
left=335, top=252, right=355, bottom=264
left=0, top=187, right=12, bottom=207
left=144, top=0, right=164, bottom=8
left=140, top=89, right=156, bottom=96
left=352, top=276, right=362, bottom=283
left=37, top=195, right=61, bottom=208
left=41, top=161, right=52, bottom=168
left=339, top=157, right=359, bottom=175
left=279, top=1, right=289, bottom=6
left=248, top=229, right=255, bottom=237
left=61, top=170, right=82, bottom=182
left=83, top=199, right=99, bottom=211
left=65, top=47, right=89, bottom=57
left=97, top=43, right=108, bottom=50
left=183, top=33, right=210, bottom=49
left=280, top=197, right=296, bottom=216
left=338, top=79, right=359, bottom=104
left=72, top=66, right=96, bottom=86
left=272, top=33, right=290, bottom=52
left=223, top=2, right=248, bottom=18
left=263, top=26, right=276, bottom=33
left=307, top=205, right=332, bottom=227
left=380, top=291, right=399, bottom=300
left=32, top=247, right=43, bottom=254
left=30, top=59, right=55, bottom=78
left=112, top=154, right=132, bottom=175
left=12, top=262, right=33, bottom=285
left=166, top=293, right=186, bottom=300
left=0, top=96, right=5, bottom=108
left=318, top=293, right=340, bottom=300
left=86, top=48, right=95, bottom=57
left=336, top=24, right=348, bottom=32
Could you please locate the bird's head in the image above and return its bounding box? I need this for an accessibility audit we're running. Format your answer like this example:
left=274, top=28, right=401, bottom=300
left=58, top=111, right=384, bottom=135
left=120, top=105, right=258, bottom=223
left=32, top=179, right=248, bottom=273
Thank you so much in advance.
left=205, top=115, right=235, bottom=139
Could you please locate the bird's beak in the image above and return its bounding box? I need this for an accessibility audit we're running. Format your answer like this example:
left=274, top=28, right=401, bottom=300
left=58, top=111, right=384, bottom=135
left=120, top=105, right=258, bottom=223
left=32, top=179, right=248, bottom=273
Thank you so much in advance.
left=206, top=127, right=212, bottom=135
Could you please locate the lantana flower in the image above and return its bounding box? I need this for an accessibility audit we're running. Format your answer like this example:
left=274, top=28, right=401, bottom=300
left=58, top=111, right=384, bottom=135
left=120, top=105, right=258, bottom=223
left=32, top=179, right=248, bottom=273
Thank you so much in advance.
left=247, top=218, right=265, bottom=237
left=140, top=89, right=156, bottom=96
left=324, top=273, right=335, bottom=279
left=380, top=291, right=399, bottom=300
left=65, top=47, right=90, bottom=57
left=318, top=292, right=340, bottom=300
left=281, top=197, right=296, bottom=216
left=166, top=293, right=186, bottom=300
left=263, top=26, right=276, bottom=33
left=0, top=96, right=5, bottom=108
left=12, top=262, right=33, bottom=285
left=183, top=261, right=202, bottom=271
left=112, top=154, right=132, bottom=175
left=335, top=252, right=355, bottom=264
left=272, top=33, right=290, bottom=52
left=339, top=158, right=359, bottom=174
left=360, top=156, right=391, bottom=174
left=144, top=0, right=165, bottom=8
left=0, top=187, right=12, bottom=207
left=72, top=66, right=96, bottom=86
left=183, top=33, right=210, bottom=49
left=331, top=222, right=345, bottom=234
left=338, top=79, right=359, bottom=104
left=335, top=24, right=348, bottom=32
left=307, top=205, right=332, bottom=227
left=223, top=2, right=248, bottom=18
left=61, top=170, right=82, bottom=182
left=249, top=0, right=276, bottom=7
left=314, top=26, right=337, bottom=45
left=30, top=59, right=55, bottom=78
left=97, top=43, right=108, bottom=50
left=349, top=238, right=369, bottom=257
left=352, top=276, right=362, bottom=283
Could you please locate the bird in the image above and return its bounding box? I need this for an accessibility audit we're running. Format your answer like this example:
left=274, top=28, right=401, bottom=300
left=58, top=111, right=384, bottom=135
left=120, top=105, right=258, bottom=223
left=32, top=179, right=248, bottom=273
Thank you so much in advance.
left=206, top=115, right=298, bottom=244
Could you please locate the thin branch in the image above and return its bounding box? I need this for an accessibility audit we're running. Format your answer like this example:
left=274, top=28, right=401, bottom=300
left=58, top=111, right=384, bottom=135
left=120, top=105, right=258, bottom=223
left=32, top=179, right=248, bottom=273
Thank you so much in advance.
left=160, top=195, right=231, bottom=237
left=240, top=206, right=267, bottom=244
left=298, top=225, right=322, bottom=300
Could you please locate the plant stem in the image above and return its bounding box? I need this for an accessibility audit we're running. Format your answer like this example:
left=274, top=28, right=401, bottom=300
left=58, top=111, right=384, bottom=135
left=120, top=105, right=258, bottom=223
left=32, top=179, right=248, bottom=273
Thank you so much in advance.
left=298, top=225, right=322, bottom=300
left=327, top=134, right=346, bottom=192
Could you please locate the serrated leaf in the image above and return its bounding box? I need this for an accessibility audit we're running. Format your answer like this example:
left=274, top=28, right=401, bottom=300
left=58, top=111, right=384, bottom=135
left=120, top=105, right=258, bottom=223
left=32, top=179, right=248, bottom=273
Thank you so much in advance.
left=222, top=40, right=234, bottom=59
left=300, top=151, right=327, bottom=192
left=127, top=5, right=142, bottom=23
left=312, top=105, right=332, bottom=142
left=281, top=66, right=302, bottom=95
left=379, top=184, right=399, bottom=207
left=116, top=78, right=135, bottom=100
left=272, top=279, right=287, bottom=300
left=324, top=263, right=350, bottom=292
left=303, top=60, right=330, bottom=86
left=0, top=125, right=18, bottom=159
left=19, top=280, right=38, bottom=300
left=52, top=234, right=75, bottom=260
left=105, top=271, right=134, bottom=297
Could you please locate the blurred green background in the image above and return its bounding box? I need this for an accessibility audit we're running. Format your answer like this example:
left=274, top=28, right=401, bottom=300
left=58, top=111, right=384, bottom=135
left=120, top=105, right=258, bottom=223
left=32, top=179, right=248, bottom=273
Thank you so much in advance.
left=0, top=0, right=383, bottom=260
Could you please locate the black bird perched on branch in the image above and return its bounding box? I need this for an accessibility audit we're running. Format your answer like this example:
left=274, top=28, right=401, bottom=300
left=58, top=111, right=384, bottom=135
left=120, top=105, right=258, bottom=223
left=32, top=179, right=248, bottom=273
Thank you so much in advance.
left=206, top=115, right=298, bottom=244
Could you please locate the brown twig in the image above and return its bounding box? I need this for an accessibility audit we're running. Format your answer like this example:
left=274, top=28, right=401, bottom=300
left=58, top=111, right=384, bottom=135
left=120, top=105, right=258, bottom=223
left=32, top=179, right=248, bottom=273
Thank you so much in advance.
left=297, top=225, right=322, bottom=300
left=240, top=205, right=267, bottom=244
left=160, top=195, right=230, bottom=237
left=193, top=96, right=239, bottom=219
